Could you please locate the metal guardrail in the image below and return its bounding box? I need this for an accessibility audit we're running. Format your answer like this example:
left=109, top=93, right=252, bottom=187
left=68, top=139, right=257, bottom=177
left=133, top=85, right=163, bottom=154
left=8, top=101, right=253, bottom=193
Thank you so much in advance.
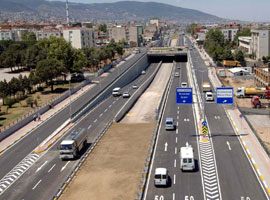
left=135, top=61, right=176, bottom=200
left=51, top=120, right=113, bottom=200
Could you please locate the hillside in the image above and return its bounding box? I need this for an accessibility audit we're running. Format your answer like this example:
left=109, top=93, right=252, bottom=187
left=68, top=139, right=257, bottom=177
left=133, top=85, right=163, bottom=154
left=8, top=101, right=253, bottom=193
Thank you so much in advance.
left=0, top=0, right=225, bottom=23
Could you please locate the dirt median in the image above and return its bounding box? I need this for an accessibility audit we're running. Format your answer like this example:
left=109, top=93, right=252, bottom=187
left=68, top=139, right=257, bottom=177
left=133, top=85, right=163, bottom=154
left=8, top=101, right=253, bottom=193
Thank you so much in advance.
left=59, top=122, right=155, bottom=200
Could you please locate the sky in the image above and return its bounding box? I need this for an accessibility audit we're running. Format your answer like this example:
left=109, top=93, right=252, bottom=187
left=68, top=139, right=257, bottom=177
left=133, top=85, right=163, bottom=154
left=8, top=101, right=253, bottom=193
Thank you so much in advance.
left=61, top=0, right=270, bottom=22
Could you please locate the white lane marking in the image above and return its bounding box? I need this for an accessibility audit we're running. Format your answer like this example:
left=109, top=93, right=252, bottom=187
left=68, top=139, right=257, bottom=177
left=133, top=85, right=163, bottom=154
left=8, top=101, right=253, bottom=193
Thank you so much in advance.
left=164, top=142, right=168, bottom=152
left=94, top=119, right=97, bottom=123
left=32, top=180, right=42, bottom=190
left=173, top=193, right=175, bottom=200
left=226, top=141, right=232, bottom=151
left=178, top=106, right=179, bottom=110
left=173, top=174, right=176, bottom=184
left=177, top=110, right=179, bottom=115
left=36, top=161, right=48, bottom=173
left=177, top=116, right=179, bottom=120
left=109, top=105, right=112, bottom=108
left=113, top=101, right=116, bottom=104
left=48, top=164, right=56, bottom=173
left=176, top=129, right=178, bottom=134
left=176, top=121, right=179, bottom=127
left=175, top=147, right=177, bottom=154
left=87, top=124, right=92, bottom=130
left=61, top=161, right=70, bottom=172
left=99, top=113, right=103, bottom=117
left=176, top=137, right=178, bottom=143
left=104, top=109, right=108, bottom=113
left=174, top=159, right=177, bottom=168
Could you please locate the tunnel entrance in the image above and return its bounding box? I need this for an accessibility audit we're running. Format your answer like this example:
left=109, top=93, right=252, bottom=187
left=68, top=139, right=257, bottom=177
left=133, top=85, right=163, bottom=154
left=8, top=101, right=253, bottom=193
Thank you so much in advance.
left=148, top=54, right=188, bottom=63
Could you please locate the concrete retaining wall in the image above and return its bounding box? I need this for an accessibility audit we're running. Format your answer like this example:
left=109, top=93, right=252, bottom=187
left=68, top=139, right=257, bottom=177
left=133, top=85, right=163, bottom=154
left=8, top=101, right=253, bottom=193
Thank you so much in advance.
left=114, top=61, right=162, bottom=122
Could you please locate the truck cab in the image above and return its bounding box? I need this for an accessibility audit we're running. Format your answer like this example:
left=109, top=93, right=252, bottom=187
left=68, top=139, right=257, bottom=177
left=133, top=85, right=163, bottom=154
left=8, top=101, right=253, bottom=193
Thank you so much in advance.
left=59, top=140, right=76, bottom=159
left=112, top=87, right=121, bottom=97
left=180, top=142, right=195, bottom=171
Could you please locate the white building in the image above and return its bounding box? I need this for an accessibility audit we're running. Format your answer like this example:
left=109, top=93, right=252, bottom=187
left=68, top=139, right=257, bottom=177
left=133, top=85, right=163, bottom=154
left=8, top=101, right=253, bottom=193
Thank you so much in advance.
left=63, top=27, right=94, bottom=49
left=221, top=28, right=239, bottom=42
left=251, top=28, right=270, bottom=59
left=36, top=28, right=62, bottom=40
left=238, top=36, right=251, bottom=54
left=150, top=18, right=159, bottom=27
left=0, top=29, right=15, bottom=41
left=108, top=25, right=139, bottom=46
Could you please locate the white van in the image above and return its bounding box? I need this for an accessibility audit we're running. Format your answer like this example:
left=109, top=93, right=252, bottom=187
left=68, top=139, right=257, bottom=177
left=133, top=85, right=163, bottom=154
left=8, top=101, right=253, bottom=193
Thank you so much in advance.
left=180, top=142, right=195, bottom=171
left=165, top=117, right=175, bottom=130
left=205, top=92, right=214, bottom=101
left=112, top=87, right=121, bottom=97
left=154, top=168, right=168, bottom=186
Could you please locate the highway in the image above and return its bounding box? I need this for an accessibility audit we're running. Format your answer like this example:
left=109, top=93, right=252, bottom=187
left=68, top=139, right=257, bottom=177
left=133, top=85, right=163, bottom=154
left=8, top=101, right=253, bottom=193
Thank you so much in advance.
left=0, top=63, right=159, bottom=200
left=188, top=37, right=268, bottom=200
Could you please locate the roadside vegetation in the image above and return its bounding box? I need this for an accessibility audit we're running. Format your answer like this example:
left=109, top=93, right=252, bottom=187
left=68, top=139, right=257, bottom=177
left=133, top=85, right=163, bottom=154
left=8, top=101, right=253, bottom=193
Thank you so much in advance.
left=0, top=34, right=127, bottom=129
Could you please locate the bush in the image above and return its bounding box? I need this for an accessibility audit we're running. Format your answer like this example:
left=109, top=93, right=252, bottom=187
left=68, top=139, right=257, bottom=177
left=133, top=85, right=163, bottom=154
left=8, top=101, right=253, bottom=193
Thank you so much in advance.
left=26, top=97, right=34, bottom=108
left=5, top=97, right=18, bottom=108
left=37, top=87, right=44, bottom=91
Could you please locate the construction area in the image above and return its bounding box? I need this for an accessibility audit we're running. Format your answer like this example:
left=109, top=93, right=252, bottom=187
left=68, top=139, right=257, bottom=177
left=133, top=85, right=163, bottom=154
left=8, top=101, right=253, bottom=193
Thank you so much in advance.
left=59, top=63, right=173, bottom=200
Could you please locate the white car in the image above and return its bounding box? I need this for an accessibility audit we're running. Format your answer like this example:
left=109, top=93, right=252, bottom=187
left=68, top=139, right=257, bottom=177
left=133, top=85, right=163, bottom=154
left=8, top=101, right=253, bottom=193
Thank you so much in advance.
left=141, top=70, right=146, bottom=75
left=181, top=82, right=188, bottom=87
left=205, top=92, right=214, bottom=101
left=175, top=72, right=180, bottom=77
left=132, top=84, right=138, bottom=89
left=122, top=92, right=130, bottom=98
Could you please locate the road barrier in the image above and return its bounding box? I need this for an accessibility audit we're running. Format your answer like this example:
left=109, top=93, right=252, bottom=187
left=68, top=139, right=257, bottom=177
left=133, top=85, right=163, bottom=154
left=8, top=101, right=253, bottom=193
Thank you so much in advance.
left=114, top=61, right=162, bottom=122
left=135, top=62, right=175, bottom=200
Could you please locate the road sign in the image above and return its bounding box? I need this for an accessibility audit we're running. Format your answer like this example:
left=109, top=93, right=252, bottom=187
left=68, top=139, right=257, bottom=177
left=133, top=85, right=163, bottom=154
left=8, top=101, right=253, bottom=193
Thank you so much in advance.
left=202, top=120, right=207, bottom=127
left=176, top=87, right=193, bottom=104
left=202, top=126, right=208, bottom=134
left=216, top=87, right=234, bottom=104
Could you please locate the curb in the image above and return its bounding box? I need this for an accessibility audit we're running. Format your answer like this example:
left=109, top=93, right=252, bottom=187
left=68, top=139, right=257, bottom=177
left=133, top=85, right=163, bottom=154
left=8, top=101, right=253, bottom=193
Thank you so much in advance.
left=226, top=110, right=270, bottom=197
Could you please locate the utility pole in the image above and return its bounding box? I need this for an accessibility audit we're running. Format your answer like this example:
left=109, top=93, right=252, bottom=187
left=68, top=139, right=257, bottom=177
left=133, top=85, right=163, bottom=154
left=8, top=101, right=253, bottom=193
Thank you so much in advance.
left=66, top=0, right=70, bottom=26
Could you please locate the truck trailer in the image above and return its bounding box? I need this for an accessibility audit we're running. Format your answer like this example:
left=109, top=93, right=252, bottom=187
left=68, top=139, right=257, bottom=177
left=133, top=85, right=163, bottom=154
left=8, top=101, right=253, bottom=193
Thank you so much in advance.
left=59, top=128, right=88, bottom=160
left=236, top=87, right=266, bottom=98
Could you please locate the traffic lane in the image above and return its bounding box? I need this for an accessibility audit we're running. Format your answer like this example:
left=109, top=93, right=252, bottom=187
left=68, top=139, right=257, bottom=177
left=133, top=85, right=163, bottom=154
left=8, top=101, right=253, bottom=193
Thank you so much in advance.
left=0, top=53, right=146, bottom=180
left=206, top=105, right=267, bottom=200
left=0, top=63, right=158, bottom=199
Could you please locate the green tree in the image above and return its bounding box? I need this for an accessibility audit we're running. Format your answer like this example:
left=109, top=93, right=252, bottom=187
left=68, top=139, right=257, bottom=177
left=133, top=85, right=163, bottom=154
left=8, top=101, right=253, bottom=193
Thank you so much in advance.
left=233, top=49, right=245, bottom=62
left=233, top=28, right=251, bottom=45
left=0, top=80, right=9, bottom=105
left=8, top=77, right=20, bottom=97
left=72, top=49, right=87, bottom=72
left=36, top=58, right=65, bottom=92
left=98, top=24, right=107, bottom=32
left=187, top=23, right=197, bottom=35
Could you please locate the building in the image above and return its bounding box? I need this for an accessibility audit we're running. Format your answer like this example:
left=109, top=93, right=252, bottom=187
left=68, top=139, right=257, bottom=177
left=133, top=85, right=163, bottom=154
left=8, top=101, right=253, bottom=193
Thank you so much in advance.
left=229, top=68, right=250, bottom=77
left=251, top=28, right=270, bottom=60
left=108, top=25, right=140, bottom=46
left=219, top=23, right=240, bottom=42
left=0, top=29, right=15, bottom=41
left=150, top=18, right=159, bottom=27
left=35, top=28, right=62, bottom=40
left=238, top=36, right=252, bottom=54
left=254, top=64, right=270, bottom=87
left=63, top=27, right=94, bottom=49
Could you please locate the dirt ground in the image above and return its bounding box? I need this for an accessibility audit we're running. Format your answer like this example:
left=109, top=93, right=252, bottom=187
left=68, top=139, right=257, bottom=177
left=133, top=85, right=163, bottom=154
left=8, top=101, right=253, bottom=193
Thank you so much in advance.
left=246, top=115, right=270, bottom=154
left=59, top=123, right=155, bottom=200
left=122, top=63, right=173, bottom=123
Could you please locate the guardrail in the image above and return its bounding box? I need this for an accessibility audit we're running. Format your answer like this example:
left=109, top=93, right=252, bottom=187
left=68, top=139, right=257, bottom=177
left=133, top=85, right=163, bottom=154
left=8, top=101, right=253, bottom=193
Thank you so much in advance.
left=135, top=61, right=176, bottom=200
left=51, top=120, right=113, bottom=200
left=114, top=61, right=163, bottom=122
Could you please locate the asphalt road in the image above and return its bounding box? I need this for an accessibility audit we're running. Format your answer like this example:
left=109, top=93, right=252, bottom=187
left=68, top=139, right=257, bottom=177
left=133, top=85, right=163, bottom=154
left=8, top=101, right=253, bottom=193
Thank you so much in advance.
left=0, top=63, right=159, bottom=200
left=187, top=37, right=268, bottom=200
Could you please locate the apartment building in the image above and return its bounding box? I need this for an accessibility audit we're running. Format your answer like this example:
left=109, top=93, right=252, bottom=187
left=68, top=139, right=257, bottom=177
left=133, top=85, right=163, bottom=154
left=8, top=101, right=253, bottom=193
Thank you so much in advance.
left=219, top=23, right=240, bottom=42
left=238, top=36, right=252, bottom=54
left=250, top=28, right=270, bottom=59
left=0, top=29, right=16, bottom=41
left=150, top=18, right=159, bottom=27
left=63, top=27, right=94, bottom=49
left=35, top=28, right=62, bottom=40
left=254, top=64, right=270, bottom=87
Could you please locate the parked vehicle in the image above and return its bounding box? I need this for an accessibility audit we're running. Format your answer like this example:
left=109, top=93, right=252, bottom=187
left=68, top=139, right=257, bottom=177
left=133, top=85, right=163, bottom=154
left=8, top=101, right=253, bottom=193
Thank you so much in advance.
left=154, top=168, right=169, bottom=186
left=59, top=128, right=87, bottom=160
left=251, top=96, right=270, bottom=108
left=202, top=82, right=211, bottom=92
left=180, top=142, right=195, bottom=171
left=236, top=87, right=266, bottom=98
left=165, top=117, right=175, bottom=130
left=112, top=87, right=121, bottom=97
left=223, top=60, right=241, bottom=67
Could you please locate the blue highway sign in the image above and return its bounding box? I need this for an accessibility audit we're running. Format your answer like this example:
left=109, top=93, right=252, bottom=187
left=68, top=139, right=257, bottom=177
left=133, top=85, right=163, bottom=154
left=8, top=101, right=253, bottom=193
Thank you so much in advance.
left=202, top=120, right=207, bottom=127
left=176, top=87, right=193, bottom=104
left=216, top=87, right=234, bottom=104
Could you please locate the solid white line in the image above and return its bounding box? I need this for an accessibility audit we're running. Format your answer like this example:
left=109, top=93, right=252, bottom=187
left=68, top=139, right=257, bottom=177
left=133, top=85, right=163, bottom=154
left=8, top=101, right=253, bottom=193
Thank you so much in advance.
left=32, top=180, right=42, bottom=190
left=174, top=159, right=177, bottom=168
left=48, top=164, right=56, bottom=173
left=173, top=174, right=176, bottom=184
left=87, top=125, right=92, bottom=130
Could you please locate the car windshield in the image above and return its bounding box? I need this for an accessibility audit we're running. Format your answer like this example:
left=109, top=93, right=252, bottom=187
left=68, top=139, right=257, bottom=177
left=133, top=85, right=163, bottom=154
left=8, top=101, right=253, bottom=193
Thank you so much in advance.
left=166, top=121, right=173, bottom=125
left=60, top=144, right=73, bottom=150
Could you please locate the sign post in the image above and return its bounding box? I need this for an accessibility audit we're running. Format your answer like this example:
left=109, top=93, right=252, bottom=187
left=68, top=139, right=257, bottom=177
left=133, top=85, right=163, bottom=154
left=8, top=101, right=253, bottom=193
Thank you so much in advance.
left=216, top=87, right=234, bottom=105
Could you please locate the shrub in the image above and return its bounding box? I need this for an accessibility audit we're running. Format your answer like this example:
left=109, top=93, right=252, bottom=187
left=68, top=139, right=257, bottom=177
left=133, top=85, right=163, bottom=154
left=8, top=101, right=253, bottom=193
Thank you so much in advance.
left=5, top=98, right=17, bottom=108
left=26, top=97, right=34, bottom=108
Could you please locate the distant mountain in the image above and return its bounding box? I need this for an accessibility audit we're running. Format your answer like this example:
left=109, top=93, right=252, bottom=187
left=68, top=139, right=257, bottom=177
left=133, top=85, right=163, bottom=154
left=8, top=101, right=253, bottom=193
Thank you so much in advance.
left=0, top=0, right=225, bottom=23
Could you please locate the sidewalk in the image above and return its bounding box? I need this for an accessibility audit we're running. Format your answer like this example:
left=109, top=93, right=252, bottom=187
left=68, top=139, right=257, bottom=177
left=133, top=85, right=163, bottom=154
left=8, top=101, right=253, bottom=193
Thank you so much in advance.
left=0, top=53, right=136, bottom=155
left=227, top=108, right=270, bottom=197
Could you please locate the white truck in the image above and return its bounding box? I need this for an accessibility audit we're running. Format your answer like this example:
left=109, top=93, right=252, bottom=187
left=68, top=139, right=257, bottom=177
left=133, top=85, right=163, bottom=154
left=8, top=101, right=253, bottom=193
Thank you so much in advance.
left=59, top=128, right=88, bottom=160
left=180, top=142, right=195, bottom=171
left=202, top=82, right=211, bottom=92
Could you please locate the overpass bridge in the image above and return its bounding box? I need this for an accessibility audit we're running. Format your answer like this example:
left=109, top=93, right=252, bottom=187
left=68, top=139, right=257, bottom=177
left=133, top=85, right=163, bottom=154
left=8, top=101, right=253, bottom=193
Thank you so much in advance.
left=147, top=46, right=188, bottom=62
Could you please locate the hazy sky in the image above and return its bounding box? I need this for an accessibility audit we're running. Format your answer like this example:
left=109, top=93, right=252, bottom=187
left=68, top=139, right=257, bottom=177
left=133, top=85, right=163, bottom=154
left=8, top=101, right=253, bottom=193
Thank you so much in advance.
left=62, top=0, right=270, bottom=22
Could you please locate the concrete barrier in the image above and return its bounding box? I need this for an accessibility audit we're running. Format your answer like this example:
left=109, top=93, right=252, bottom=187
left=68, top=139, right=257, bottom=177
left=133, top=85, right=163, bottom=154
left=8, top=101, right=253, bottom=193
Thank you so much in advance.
left=114, top=61, right=162, bottom=122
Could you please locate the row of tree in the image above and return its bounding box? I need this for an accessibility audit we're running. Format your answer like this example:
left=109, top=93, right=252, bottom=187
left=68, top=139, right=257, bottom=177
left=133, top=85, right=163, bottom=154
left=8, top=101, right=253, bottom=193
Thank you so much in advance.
left=0, top=36, right=126, bottom=107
